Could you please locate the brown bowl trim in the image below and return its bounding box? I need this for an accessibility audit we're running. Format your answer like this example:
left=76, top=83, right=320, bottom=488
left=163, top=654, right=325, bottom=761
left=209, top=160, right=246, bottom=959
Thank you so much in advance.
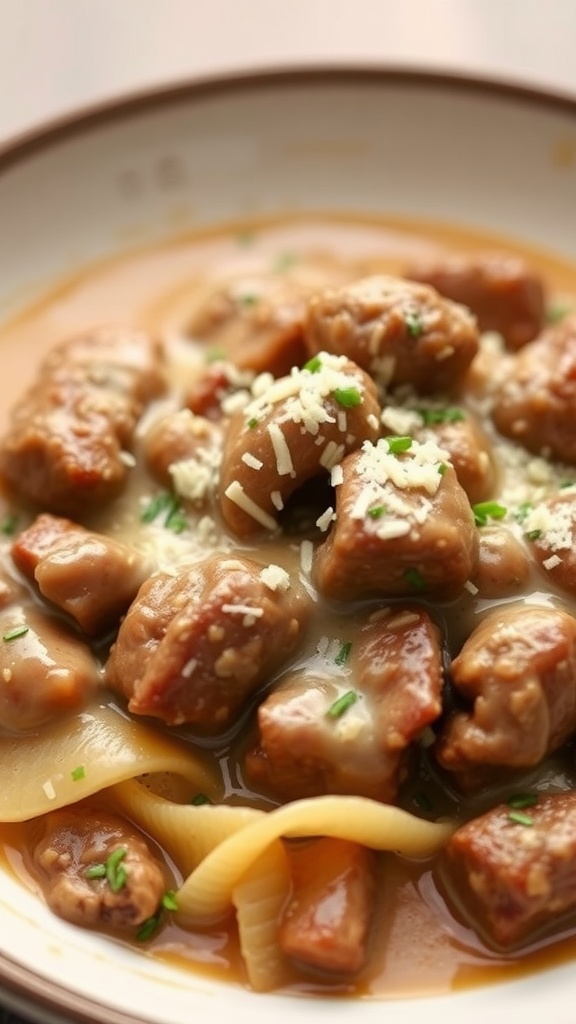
left=0, top=62, right=575, bottom=1024
left=1, top=64, right=576, bottom=176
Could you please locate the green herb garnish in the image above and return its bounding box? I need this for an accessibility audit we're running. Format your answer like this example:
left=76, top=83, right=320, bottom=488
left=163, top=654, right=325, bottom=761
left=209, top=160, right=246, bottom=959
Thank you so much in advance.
left=303, top=355, right=322, bottom=373
left=387, top=436, right=413, bottom=454
left=0, top=513, right=18, bottom=536
left=405, top=312, right=424, bottom=338
left=546, top=302, right=571, bottom=324
left=71, top=765, right=85, bottom=782
left=472, top=501, right=507, bottom=527
left=438, top=463, right=448, bottom=475
left=417, top=406, right=465, bottom=426
left=334, top=641, right=352, bottom=666
left=191, top=793, right=212, bottom=805
left=140, top=493, right=187, bottom=534
left=85, top=864, right=107, bottom=881
left=525, top=530, right=542, bottom=542
left=161, top=890, right=179, bottom=911
left=514, top=502, right=533, bottom=523
left=106, top=848, right=128, bottom=892
left=238, top=293, right=258, bottom=308
left=367, top=505, right=386, bottom=519
left=332, top=386, right=362, bottom=408
left=404, top=567, right=426, bottom=590
left=2, top=625, right=28, bottom=642
left=507, top=792, right=538, bottom=810
left=136, top=912, right=161, bottom=942
left=508, top=810, right=534, bottom=827
left=326, top=690, right=358, bottom=719
left=273, top=252, right=298, bottom=273
left=205, top=347, right=226, bottom=364
left=247, top=416, right=259, bottom=429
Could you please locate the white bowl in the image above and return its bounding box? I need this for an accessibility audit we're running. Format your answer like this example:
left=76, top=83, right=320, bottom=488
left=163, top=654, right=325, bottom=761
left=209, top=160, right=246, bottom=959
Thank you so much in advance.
left=1, top=69, right=576, bottom=1024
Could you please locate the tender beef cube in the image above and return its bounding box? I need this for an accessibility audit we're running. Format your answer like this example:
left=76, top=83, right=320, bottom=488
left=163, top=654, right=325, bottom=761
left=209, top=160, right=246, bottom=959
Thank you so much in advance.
left=219, top=353, right=381, bottom=538
left=305, top=275, right=479, bottom=395
left=491, top=316, right=576, bottom=463
left=279, top=838, right=377, bottom=975
left=11, top=513, right=150, bottom=636
left=313, top=437, right=478, bottom=601
left=185, top=361, right=254, bottom=421
left=440, top=792, right=576, bottom=948
left=435, top=605, right=576, bottom=786
left=0, top=604, right=99, bottom=731
left=422, top=414, right=497, bottom=505
left=405, top=252, right=545, bottom=350
left=105, top=554, right=310, bottom=731
left=522, top=492, right=576, bottom=598
left=246, top=606, right=443, bottom=802
left=143, top=409, right=222, bottom=503
left=31, top=808, right=165, bottom=930
left=188, top=263, right=349, bottom=377
left=0, top=326, right=166, bottom=515
left=471, top=526, right=531, bottom=598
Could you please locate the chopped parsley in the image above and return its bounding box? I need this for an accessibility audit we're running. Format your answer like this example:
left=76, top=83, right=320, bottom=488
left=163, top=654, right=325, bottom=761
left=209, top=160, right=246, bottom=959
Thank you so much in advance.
left=0, top=513, right=18, bottom=536
left=472, top=501, right=507, bottom=527
left=326, top=690, right=358, bottom=719
left=405, top=311, right=424, bottom=338
left=546, top=302, right=571, bottom=324
left=367, top=505, right=386, bottom=519
left=136, top=890, right=179, bottom=942
left=507, top=792, right=538, bottom=810
left=2, top=625, right=29, bottom=642
left=71, top=765, right=85, bottom=782
left=438, top=463, right=448, bottom=475
left=507, top=810, right=534, bottom=827
left=238, top=293, right=259, bottom=308
left=525, top=529, right=542, bottom=542
left=85, top=848, right=128, bottom=891
left=332, top=386, right=362, bottom=408
left=303, top=355, right=322, bottom=373
left=273, top=252, right=298, bottom=273
left=334, top=641, right=352, bottom=666
left=191, top=793, right=212, bottom=806
left=247, top=416, right=259, bottom=429
left=417, top=406, right=465, bottom=426
left=386, top=435, right=413, bottom=454
left=514, top=502, right=533, bottom=524
left=162, top=890, right=179, bottom=912
left=140, top=492, right=187, bottom=534
left=404, top=567, right=426, bottom=590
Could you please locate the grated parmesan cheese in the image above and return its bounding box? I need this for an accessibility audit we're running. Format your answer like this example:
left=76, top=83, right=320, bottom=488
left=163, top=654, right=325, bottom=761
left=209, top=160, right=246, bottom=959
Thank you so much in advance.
left=224, top=481, right=277, bottom=530
left=260, top=564, right=291, bottom=592
left=300, top=539, right=314, bottom=575
left=241, top=452, right=264, bottom=471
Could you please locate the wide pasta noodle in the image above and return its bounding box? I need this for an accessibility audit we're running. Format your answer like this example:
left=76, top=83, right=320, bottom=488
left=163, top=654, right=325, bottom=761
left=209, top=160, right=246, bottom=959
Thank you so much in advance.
left=1, top=703, right=215, bottom=821
left=232, top=843, right=292, bottom=992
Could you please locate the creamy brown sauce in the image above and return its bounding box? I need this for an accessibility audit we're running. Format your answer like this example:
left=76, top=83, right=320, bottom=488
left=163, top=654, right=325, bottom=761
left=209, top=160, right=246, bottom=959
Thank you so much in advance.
left=1, top=214, right=576, bottom=998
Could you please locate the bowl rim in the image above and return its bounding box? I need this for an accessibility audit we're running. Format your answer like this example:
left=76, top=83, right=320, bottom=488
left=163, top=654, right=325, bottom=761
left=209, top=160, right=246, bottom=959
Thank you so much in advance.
left=1, top=64, right=576, bottom=175
left=1, top=62, right=576, bottom=1024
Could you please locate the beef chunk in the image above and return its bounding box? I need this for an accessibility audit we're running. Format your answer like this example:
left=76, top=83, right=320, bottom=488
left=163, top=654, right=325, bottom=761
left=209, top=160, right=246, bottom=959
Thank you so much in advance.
left=143, top=409, right=222, bottom=504
left=12, top=513, right=150, bottom=636
left=0, top=326, right=166, bottom=515
left=440, top=792, right=576, bottom=947
left=188, top=262, right=349, bottom=377
left=219, top=353, right=380, bottom=538
left=246, top=606, right=443, bottom=802
left=185, top=361, right=254, bottom=421
left=435, top=605, right=576, bottom=785
left=471, top=526, right=531, bottom=598
left=105, top=554, right=311, bottom=731
left=0, top=604, right=99, bottom=732
left=421, top=414, right=497, bottom=505
left=522, top=492, right=576, bottom=598
left=31, top=808, right=165, bottom=930
left=405, top=252, right=546, bottom=350
left=305, top=275, right=479, bottom=395
left=312, top=437, right=478, bottom=601
left=280, top=838, right=377, bottom=975
left=491, top=315, right=576, bottom=464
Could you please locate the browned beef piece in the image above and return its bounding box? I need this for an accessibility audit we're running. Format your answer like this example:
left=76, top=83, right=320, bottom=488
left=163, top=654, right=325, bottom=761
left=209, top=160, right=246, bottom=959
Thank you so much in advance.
left=11, top=513, right=150, bottom=636
left=143, top=409, right=222, bottom=503
left=471, top=526, right=531, bottom=598
left=305, top=275, right=479, bottom=395
left=491, top=316, right=576, bottom=464
left=279, top=838, right=377, bottom=975
left=405, top=252, right=546, bottom=350
left=312, top=437, right=478, bottom=601
left=0, top=326, right=166, bottom=515
left=0, top=604, right=99, bottom=731
left=521, top=492, right=576, bottom=598
left=440, top=792, right=576, bottom=948
left=246, top=606, right=443, bottom=802
left=422, top=414, right=497, bottom=505
left=105, top=554, right=311, bottom=731
left=31, top=808, right=165, bottom=930
left=219, top=353, right=381, bottom=538
left=188, top=263, right=350, bottom=377
left=435, top=605, right=576, bottom=786
left=185, top=361, right=254, bottom=421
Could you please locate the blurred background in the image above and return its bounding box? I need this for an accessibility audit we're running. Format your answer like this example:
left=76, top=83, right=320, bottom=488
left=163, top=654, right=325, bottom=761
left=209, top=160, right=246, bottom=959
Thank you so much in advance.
left=1, top=0, right=575, bottom=144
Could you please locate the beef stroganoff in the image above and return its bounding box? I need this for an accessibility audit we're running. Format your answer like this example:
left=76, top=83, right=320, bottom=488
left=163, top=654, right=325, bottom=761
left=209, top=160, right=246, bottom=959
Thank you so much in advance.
left=0, top=215, right=576, bottom=997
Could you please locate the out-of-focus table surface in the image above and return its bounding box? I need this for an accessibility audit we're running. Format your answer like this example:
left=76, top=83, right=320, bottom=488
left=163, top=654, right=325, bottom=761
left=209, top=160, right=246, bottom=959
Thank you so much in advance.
left=0, top=2, right=574, bottom=1021
left=0, top=0, right=575, bottom=147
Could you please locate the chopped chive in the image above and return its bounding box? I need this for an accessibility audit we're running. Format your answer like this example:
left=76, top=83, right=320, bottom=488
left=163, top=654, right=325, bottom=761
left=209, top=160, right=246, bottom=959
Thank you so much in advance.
left=106, top=848, right=128, bottom=892
left=560, top=479, right=575, bottom=489
left=367, top=505, right=386, bottom=519
left=273, top=252, right=298, bottom=273
left=247, top=416, right=259, bottom=429
left=405, top=311, right=424, bottom=338
left=404, top=567, right=426, bottom=590
left=334, top=641, right=352, bottom=666
left=332, top=386, right=362, bottom=409
left=71, top=765, right=85, bottom=782
left=417, top=406, right=464, bottom=426
left=326, top=690, right=358, bottom=719
left=438, top=463, right=448, bottom=475
left=136, top=912, right=161, bottom=942
left=472, top=501, right=507, bottom=527
left=85, top=864, right=107, bottom=880
left=2, top=625, right=29, bottom=642
left=191, top=793, right=212, bottom=805
left=161, top=890, right=179, bottom=912
left=140, top=493, right=187, bottom=534
left=0, top=513, right=18, bottom=536
left=303, top=355, right=322, bottom=373
left=508, top=810, right=534, bottom=827
left=387, top=435, right=413, bottom=454
left=238, top=293, right=258, bottom=307
left=514, top=502, right=533, bottom=523
left=525, top=529, right=542, bottom=542
left=507, top=792, right=538, bottom=810
left=546, top=302, right=571, bottom=324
